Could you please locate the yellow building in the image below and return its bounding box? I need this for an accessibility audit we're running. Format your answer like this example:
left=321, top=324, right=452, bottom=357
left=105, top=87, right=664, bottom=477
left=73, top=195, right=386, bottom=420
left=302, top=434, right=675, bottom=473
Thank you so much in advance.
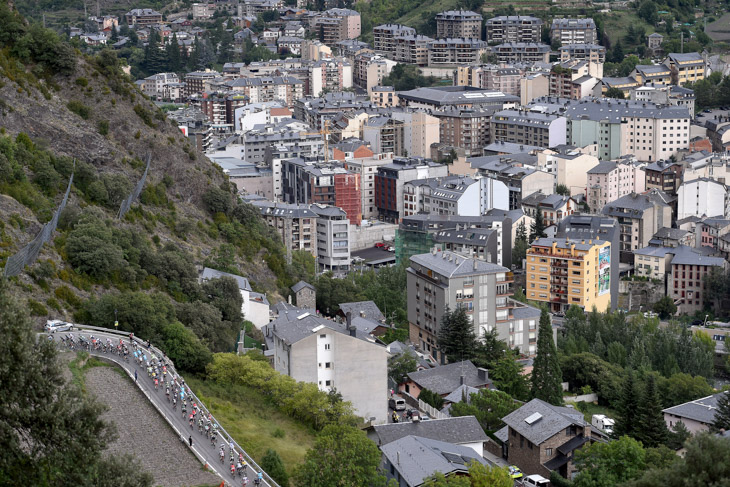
left=526, top=237, right=611, bottom=313
left=663, top=53, right=706, bottom=86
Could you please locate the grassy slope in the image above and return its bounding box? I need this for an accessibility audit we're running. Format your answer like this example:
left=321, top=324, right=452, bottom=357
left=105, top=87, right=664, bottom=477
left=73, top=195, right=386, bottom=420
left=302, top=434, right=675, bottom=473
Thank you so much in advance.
left=187, top=377, right=316, bottom=474
left=602, top=11, right=656, bottom=47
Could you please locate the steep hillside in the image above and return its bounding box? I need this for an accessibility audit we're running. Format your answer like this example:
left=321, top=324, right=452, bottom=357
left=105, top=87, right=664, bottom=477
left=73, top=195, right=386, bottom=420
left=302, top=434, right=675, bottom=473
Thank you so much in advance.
left=0, top=2, right=311, bottom=361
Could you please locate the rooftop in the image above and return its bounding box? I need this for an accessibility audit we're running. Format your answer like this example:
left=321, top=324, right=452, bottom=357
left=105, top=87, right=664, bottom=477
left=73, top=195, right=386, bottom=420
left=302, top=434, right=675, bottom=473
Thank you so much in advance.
left=371, top=415, right=488, bottom=446
left=201, top=267, right=251, bottom=292
left=410, top=251, right=508, bottom=280
left=502, top=398, right=587, bottom=445
left=406, top=360, right=492, bottom=395
left=662, top=392, right=725, bottom=425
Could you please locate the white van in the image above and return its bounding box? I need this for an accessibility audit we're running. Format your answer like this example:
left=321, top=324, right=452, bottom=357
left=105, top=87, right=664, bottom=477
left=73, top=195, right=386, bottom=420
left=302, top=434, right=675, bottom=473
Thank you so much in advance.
left=522, top=474, right=550, bottom=487
left=388, top=397, right=406, bottom=411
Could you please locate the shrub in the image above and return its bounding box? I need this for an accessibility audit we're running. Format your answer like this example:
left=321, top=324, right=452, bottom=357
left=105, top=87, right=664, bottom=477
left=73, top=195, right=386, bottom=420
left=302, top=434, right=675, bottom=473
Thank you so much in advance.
left=46, top=297, right=62, bottom=311
left=133, top=104, right=156, bottom=128
left=28, top=298, right=47, bottom=316
left=67, top=100, right=90, bottom=120
left=97, top=119, right=109, bottom=136
left=55, top=285, right=81, bottom=308
left=75, top=77, right=88, bottom=87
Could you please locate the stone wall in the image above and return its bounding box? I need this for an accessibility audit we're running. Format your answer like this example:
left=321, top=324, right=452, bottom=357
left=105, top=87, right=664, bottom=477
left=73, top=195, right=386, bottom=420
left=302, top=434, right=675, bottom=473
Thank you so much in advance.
left=617, top=279, right=666, bottom=311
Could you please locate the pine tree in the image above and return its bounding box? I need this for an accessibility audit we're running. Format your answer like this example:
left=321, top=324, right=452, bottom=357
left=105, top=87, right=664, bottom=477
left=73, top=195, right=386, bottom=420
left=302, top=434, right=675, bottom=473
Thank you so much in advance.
left=531, top=308, right=563, bottom=405
left=614, top=370, right=637, bottom=437
left=635, top=375, right=668, bottom=447
left=512, top=221, right=529, bottom=266
left=712, top=389, right=730, bottom=432
left=437, top=306, right=477, bottom=363
left=530, top=211, right=546, bottom=241
left=143, top=29, right=168, bottom=75
left=261, top=449, right=289, bottom=486
left=166, top=33, right=182, bottom=73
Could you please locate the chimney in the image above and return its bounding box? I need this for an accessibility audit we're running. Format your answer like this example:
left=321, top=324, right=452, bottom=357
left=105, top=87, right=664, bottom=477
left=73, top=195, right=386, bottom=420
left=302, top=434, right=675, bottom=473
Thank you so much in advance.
left=460, top=374, right=465, bottom=385
left=360, top=310, right=366, bottom=318
left=478, top=367, right=489, bottom=381
left=473, top=259, right=478, bottom=270
left=288, top=294, right=292, bottom=304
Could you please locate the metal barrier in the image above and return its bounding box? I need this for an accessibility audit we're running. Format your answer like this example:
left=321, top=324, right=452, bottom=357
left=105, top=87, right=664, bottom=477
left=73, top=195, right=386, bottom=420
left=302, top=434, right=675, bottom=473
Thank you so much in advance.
left=73, top=324, right=281, bottom=487
left=3, top=171, right=74, bottom=278
left=118, top=154, right=151, bottom=219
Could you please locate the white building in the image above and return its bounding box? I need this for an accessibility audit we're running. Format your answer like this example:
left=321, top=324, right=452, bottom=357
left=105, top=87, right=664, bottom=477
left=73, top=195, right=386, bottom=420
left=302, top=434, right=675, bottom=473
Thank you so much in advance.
left=677, top=178, right=730, bottom=219
left=200, top=267, right=270, bottom=329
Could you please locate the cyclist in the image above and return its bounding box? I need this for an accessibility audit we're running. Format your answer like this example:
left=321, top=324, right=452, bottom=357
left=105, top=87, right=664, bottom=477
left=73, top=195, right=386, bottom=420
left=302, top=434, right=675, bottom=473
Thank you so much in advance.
left=255, top=471, right=263, bottom=486
left=154, top=378, right=159, bottom=390
left=172, top=396, right=177, bottom=410
left=219, top=448, right=225, bottom=464
left=231, top=463, right=236, bottom=476
left=243, top=475, right=249, bottom=486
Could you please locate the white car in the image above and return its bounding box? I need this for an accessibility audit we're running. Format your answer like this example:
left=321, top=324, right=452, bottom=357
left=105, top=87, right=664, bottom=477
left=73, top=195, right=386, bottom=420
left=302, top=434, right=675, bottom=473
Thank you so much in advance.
left=45, top=319, right=74, bottom=333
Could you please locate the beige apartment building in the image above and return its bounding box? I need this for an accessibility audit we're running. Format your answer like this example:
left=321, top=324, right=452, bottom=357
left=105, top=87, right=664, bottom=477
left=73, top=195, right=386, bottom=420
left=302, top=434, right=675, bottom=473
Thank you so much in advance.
left=436, top=10, right=483, bottom=39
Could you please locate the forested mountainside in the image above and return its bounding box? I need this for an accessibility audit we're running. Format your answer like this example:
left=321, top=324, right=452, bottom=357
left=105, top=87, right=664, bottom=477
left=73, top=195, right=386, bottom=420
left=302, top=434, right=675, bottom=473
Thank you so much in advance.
left=0, top=1, right=312, bottom=364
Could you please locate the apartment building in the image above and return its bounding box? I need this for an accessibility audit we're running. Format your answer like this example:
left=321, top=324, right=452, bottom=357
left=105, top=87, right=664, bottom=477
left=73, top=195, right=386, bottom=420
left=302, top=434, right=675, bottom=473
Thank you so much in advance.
left=125, top=8, right=162, bottom=26
left=374, top=157, right=448, bottom=222
left=343, top=152, right=395, bottom=220
left=407, top=250, right=542, bottom=361
left=372, top=24, right=416, bottom=54
left=556, top=215, right=621, bottom=309
left=436, top=10, right=483, bottom=39
left=280, top=158, right=362, bottom=225
left=677, top=178, right=730, bottom=220
left=493, top=43, right=551, bottom=63
left=224, top=76, right=304, bottom=107
left=485, top=16, right=543, bottom=44
left=309, top=58, right=353, bottom=96
left=265, top=141, right=325, bottom=199
left=391, top=110, right=442, bottom=158
left=550, top=18, right=597, bottom=45
left=140, top=72, right=179, bottom=99
left=353, top=52, right=396, bottom=91
left=602, top=190, right=673, bottom=258
left=454, top=65, right=523, bottom=96
left=314, top=8, right=361, bottom=45
left=254, top=201, right=318, bottom=255
left=199, top=92, right=249, bottom=127
left=469, top=153, right=554, bottom=211
left=393, top=35, right=433, bottom=66
left=420, top=176, right=483, bottom=216
left=521, top=193, right=577, bottom=227
left=397, top=86, right=519, bottom=111
left=526, top=237, right=611, bottom=314
left=663, top=52, right=706, bottom=86
left=559, top=44, right=606, bottom=64
left=669, top=246, right=728, bottom=315
left=630, top=85, right=695, bottom=115
left=491, top=109, right=567, bottom=148
left=644, top=159, right=683, bottom=195
left=362, top=116, right=405, bottom=156
left=427, top=38, right=488, bottom=66
left=370, top=86, right=399, bottom=107
left=535, top=146, right=600, bottom=196
left=184, top=71, right=222, bottom=98
left=269, top=309, right=387, bottom=423
left=243, top=128, right=324, bottom=165
left=433, top=107, right=495, bottom=157
left=311, top=204, right=352, bottom=273
left=631, top=64, right=672, bottom=86
left=586, top=159, right=646, bottom=213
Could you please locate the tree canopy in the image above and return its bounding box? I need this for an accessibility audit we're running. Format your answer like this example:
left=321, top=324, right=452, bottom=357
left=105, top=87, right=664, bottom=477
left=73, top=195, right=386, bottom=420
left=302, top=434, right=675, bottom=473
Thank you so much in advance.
left=531, top=308, right=563, bottom=405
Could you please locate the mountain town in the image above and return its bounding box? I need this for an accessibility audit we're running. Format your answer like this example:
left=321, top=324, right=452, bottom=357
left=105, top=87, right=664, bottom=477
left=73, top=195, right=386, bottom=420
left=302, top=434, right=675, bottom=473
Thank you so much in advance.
left=2, top=0, right=730, bottom=486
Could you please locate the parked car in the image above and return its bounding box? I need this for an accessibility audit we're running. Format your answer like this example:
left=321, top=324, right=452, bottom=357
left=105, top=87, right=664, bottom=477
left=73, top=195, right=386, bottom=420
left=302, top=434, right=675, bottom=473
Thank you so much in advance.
left=45, top=319, right=74, bottom=333
left=386, top=246, right=395, bottom=252
left=508, top=466, right=523, bottom=479
left=375, top=242, right=385, bottom=248
left=388, top=397, right=406, bottom=411
left=522, top=474, right=550, bottom=487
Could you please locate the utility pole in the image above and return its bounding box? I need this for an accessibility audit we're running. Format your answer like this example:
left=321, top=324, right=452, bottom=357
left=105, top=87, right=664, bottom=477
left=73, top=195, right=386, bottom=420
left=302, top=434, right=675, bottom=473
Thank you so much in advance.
left=681, top=31, right=684, bottom=54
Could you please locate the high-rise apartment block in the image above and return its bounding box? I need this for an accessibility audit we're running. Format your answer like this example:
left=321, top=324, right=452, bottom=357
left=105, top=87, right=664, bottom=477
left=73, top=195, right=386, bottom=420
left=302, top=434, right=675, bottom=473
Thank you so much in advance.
left=485, top=16, right=543, bottom=44
left=436, top=10, right=483, bottom=39
left=525, top=238, right=612, bottom=314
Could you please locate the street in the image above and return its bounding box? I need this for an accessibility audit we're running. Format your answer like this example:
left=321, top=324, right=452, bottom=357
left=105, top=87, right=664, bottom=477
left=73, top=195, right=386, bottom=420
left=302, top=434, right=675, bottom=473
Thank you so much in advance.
left=54, top=329, right=277, bottom=487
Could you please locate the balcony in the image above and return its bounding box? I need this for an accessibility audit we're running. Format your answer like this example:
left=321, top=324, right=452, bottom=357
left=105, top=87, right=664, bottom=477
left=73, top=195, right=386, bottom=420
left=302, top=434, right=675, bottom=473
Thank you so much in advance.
left=497, top=272, right=514, bottom=284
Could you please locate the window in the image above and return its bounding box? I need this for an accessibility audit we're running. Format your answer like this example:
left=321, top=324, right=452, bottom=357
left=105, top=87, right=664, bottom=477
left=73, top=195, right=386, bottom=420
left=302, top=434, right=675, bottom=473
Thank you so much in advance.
left=324, top=344, right=331, bottom=350
left=545, top=448, right=553, bottom=457
left=325, top=380, right=332, bottom=386
left=325, top=362, right=331, bottom=368
left=320, top=334, right=327, bottom=339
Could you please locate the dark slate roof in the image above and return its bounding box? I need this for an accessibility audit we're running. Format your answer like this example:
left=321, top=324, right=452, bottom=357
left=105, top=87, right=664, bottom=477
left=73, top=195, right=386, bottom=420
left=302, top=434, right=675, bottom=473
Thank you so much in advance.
left=201, top=267, right=251, bottom=291
left=501, top=398, right=586, bottom=445
left=291, top=280, right=315, bottom=293
left=380, top=435, right=487, bottom=486
left=587, top=160, right=617, bottom=174
left=557, top=434, right=589, bottom=455
left=653, top=227, right=689, bottom=240
left=669, top=246, right=726, bottom=267
left=443, top=384, right=480, bottom=405
left=372, top=416, right=488, bottom=446
left=406, top=360, right=491, bottom=395
left=662, top=392, right=724, bottom=424
left=338, top=301, right=385, bottom=321
left=410, top=252, right=507, bottom=280
left=269, top=309, right=381, bottom=346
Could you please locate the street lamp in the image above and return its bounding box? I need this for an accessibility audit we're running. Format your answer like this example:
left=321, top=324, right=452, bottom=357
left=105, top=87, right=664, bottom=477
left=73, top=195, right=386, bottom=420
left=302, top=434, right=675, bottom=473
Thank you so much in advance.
left=704, top=314, right=709, bottom=327
left=114, top=309, right=118, bottom=330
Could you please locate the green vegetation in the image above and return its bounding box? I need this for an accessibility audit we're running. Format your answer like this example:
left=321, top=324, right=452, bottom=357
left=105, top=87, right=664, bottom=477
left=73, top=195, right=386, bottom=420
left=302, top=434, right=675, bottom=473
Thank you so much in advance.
left=0, top=282, right=153, bottom=486
left=67, top=100, right=91, bottom=119
left=260, top=449, right=289, bottom=487
left=418, top=387, right=445, bottom=409
left=423, top=462, right=513, bottom=487
left=381, top=64, right=442, bottom=91
left=450, top=389, right=519, bottom=432
left=187, top=376, right=316, bottom=475
left=292, top=424, right=389, bottom=487
left=388, top=350, right=418, bottom=382
left=712, top=389, right=730, bottom=432
left=531, top=308, right=563, bottom=405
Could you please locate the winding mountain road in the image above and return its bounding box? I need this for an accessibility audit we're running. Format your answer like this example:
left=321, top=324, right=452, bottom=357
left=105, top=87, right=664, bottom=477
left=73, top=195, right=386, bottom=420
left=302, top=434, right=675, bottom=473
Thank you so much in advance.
left=53, top=327, right=279, bottom=487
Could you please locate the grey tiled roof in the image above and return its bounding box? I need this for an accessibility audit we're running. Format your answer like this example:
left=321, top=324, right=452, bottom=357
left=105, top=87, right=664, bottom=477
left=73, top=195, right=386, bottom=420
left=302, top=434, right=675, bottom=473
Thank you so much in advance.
left=406, top=360, right=491, bottom=395
left=586, top=160, right=617, bottom=174
left=270, top=309, right=380, bottom=346
left=291, top=280, right=315, bottom=293
left=372, top=415, right=488, bottom=446
left=443, top=384, right=480, bottom=405
left=669, top=246, right=726, bottom=267
left=338, top=301, right=385, bottom=321
left=662, top=392, right=724, bottom=424
left=501, top=398, right=586, bottom=445
left=531, top=237, right=605, bottom=252
left=201, top=267, right=251, bottom=291
left=410, top=251, right=508, bottom=280
left=380, top=435, right=487, bottom=487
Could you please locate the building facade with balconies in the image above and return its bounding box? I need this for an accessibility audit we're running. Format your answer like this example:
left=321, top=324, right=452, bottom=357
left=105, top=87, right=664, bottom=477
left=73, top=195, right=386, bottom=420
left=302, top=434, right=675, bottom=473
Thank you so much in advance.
left=525, top=238, right=612, bottom=314
left=407, top=250, right=539, bottom=361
